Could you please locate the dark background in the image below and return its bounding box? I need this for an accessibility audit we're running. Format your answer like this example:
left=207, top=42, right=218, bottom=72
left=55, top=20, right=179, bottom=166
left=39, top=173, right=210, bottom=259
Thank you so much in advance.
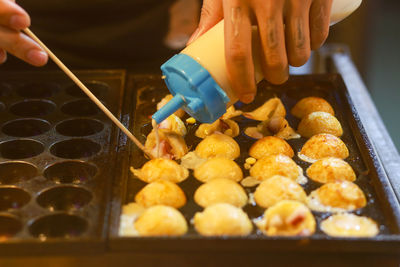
left=328, top=0, right=400, bottom=151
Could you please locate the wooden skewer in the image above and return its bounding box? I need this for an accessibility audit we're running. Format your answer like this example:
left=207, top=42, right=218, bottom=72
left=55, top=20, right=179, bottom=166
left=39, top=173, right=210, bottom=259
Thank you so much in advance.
left=23, top=28, right=150, bottom=157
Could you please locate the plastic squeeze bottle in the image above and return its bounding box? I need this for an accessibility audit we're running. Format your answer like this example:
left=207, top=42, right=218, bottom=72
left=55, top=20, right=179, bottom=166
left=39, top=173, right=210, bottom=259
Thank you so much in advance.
left=152, top=0, right=362, bottom=124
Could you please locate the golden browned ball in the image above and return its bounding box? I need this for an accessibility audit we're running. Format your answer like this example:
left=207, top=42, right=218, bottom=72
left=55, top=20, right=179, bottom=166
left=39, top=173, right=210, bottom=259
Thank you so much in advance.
left=306, top=157, right=356, bottom=184
left=194, top=157, right=243, bottom=183
left=131, top=158, right=189, bottom=183
left=255, top=200, right=316, bottom=236
left=291, top=97, right=334, bottom=119
left=195, top=132, right=240, bottom=160
left=250, top=155, right=304, bottom=184
left=134, top=205, right=188, bottom=236
left=249, top=136, right=294, bottom=159
left=135, top=180, right=186, bottom=208
left=297, top=112, right=343, bottom=138
left=194, top=203, right=253, bottom=236
left=299, top=134, right=349, bottom=163
left=254, top=175, right=307, bottom=208
left=194, top=178, right=248, bottom=208
left=307, top=181, right=367, bottom=212
left=321, top=213, right=379, bottom=237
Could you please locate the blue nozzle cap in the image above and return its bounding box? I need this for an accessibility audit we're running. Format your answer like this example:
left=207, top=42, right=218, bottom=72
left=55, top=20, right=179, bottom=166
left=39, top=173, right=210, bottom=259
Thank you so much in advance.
left=152, top=54, right=230, bottom=124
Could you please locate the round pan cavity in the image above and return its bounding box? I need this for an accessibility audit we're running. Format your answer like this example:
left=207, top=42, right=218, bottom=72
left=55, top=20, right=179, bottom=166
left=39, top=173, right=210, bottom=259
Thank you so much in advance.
left=0, top=139, right=44, bottom=159
left=29, top=213, right=88, bottom=239
left=0, top=215, right=22, bottom=239
left=0, top=186, right=31, bottom=211
left=44, top=161, right=97, bottom=184
left=65, top=81, right=109, bottom=98
left=10, top=100, right=56, bottom=117
left=0, top=161, right=38, bottom=184
left=50, top=139, right=101, bottom=159
left=60, top=99, right=100, bottom=116
left=37, top=185, right=92, bottom=211
left=56, top=118, right=104, bottom=137
left=17, top=82, right=58, bottom=98
left=2, top=119, right=51, bottom=137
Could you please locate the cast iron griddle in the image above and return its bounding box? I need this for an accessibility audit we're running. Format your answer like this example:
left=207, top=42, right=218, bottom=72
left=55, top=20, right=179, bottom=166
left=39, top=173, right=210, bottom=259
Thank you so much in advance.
left=0, top=70, right=125, bottom=255
left=109, top=74, right=400, bottom=254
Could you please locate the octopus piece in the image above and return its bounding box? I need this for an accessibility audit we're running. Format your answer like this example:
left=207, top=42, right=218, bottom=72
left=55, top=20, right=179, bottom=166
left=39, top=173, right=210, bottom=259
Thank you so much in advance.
left=194, top=157, right=243, bottom=182
left=299, top=134, right=349, bottom=163
left=306, top=157, right=356, bottom=184
left=194, top=178, right=248, bottom=208
left=158, top=114, right=187, bottom=136
left=194, top=203, right=253, bottom=236
left=321, top=213, right=379, bottom=237
left=249, top=136, right=294, bottom=159
left=255, top=200, right=316, bottom=236
left=243, top=97, right=286, bottom=121
left=291, top=97, right=335, bottom=119
left=221, top=106, right=243, bottom=120
left=297, top=112, right=343, bottom=138
left=250, top=155, right=306, bottom=184
left=307, top=181, right=367, bottom=212
left=195, top=119, right=239, bottom=138
left=254, top=175, right=307, bottom=208
left=157, top=94, right=185, bottom=118
left=145, top=129, right=188, bottom=160
left=135, top=180, right=186, bottom=208
left=135, top=205, right=188, bottom=236
left=195, top=132, right=240, bottom=160
left=130, top=158, right=189, bottom=183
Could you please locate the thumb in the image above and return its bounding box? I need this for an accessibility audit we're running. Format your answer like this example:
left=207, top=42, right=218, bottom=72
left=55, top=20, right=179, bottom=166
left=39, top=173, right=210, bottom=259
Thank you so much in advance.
left=187, top=0, right=223, bottom=45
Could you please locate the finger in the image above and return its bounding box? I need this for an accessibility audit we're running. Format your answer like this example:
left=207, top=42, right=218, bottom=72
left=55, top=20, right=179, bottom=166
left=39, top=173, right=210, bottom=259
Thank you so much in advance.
left=285, top=0, right=312, bottom=67
left=187, top=0, right=223, bottom=45
left=310, top=0, right=332, bottom=50
left=0, top=49, right=7, bottom=63
left=253, top=0, right=288, bottom=85
left=0, top=26, right=47, bottom=66
left=223, top=0, right=256, bottom=104
left=0, top=0, right=30, bottom=30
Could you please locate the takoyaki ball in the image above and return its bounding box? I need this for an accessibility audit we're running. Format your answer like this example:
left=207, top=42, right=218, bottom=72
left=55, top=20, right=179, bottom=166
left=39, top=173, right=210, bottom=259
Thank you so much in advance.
left=256, top=200, right=316, bottom=236
left=195, top=119, right=239, bottom=139
left=135, top=180, right=186, bottom=208
left=297, top=112, right=343, bottom=138
left=131, top=158, right=189, bottom=183
left=194, top=203, right=253, bottom=236
left=250, top=155, right=305, bottom=184
left=157, top=94, right=185, bottom=118
left=195, top=132, right=240, bottom=160
left=307, top=157, right=356, bottom=184
left=254, top=176, right=307, bottom=208
left=145, top=129, right=188, bottom=160
left=194, top=157, right=243, bottom=183
left=158, top=114, right=187, bottom=136
left=299, top=134, right=349, bottom=163
left=291, top=97, right=335, bottom=119
left=249, top=136, right=294, bottom=159
left=321, top=213, right=379, bottom=237
left=307, top=181, right=367, bottom=212
left=135, top=205, right=188, bottom=236
left=194, top=178, right=248, bottom=208
left=243, top=97, right=286, bottom=121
